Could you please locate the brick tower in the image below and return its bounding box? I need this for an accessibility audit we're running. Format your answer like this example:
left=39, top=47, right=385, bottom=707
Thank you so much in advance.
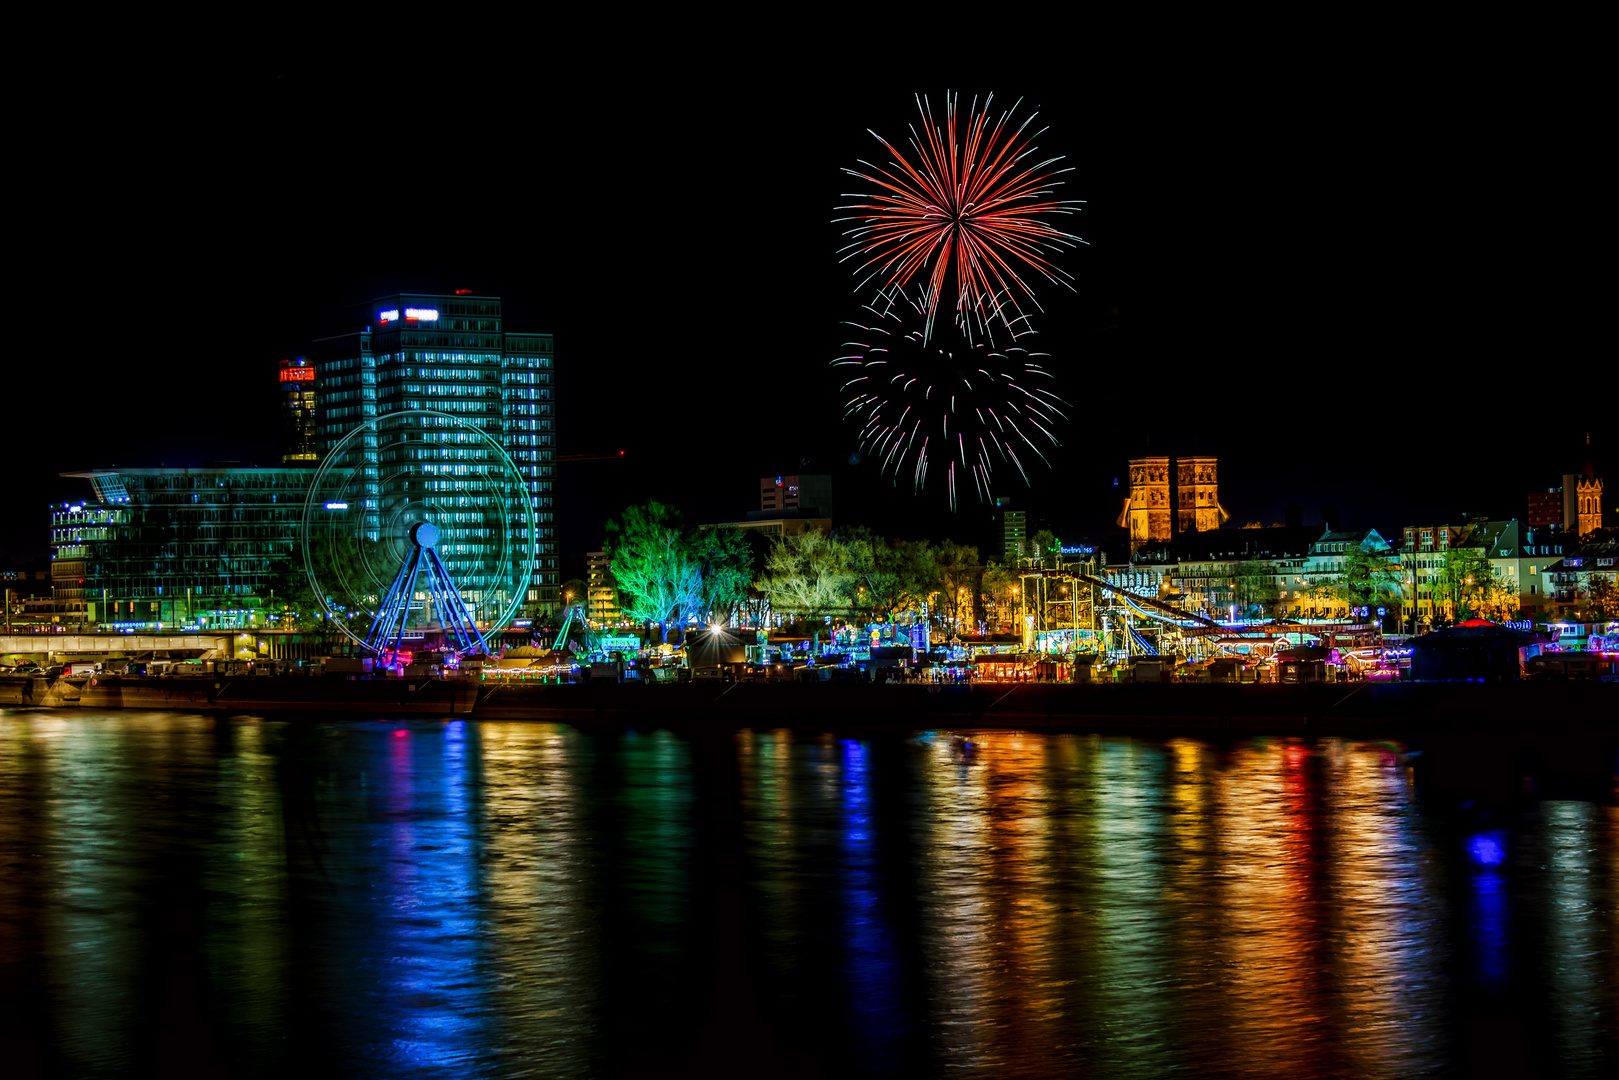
left=1117, top=456, right=1172, bottom=552
left=1176, top=456, right=1228, bottom=534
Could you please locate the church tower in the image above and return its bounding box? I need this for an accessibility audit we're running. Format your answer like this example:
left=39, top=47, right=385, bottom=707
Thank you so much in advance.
left=1117, top=456, right=1171, bottom=552
left=1176, top=456, right=1229, bottom=534
left=1577, top=433, right=1603, bottom=537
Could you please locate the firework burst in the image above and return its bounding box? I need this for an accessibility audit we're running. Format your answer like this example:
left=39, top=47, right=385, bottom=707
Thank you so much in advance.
left=835, top=291, right=1070, bottom=510
left=837, top=92, right=1085, bottom=341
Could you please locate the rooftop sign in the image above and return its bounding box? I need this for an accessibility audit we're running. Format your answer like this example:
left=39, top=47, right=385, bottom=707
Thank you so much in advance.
left=279, top=367, right=314, bottom=383
left=379, top=307, right=439, bottom=322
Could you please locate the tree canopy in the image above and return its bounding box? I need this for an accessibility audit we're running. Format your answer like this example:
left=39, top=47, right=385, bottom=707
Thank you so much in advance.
left=756, top=530, right=855, bottom=627
left=604, top=501, right=702, bottom=642
left=837, top=526, right=935, bottom=622
left=1428, top=547, right=1508, bottom=620
left=1315, top=546, right=1402, bottom=609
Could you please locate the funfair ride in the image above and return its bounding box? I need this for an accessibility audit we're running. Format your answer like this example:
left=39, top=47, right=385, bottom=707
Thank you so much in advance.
left=301, top=410, right=535, bottom=659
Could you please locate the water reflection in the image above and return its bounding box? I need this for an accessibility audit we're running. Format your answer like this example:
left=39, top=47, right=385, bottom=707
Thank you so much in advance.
left=1323, top=742, right=1444, bottom=1079
left=1542, top=801, right=1606, bottom=1078
left=1, top=712, right=1615, bottom=1078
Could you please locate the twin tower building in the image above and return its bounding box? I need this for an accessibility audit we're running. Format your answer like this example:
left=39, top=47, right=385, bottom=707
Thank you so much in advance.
left=1116, top=455, right=1230, bottom=553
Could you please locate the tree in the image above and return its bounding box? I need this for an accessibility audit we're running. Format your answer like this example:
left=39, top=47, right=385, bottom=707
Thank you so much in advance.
left=756, top=530, right=854, bottom=629
left=1428, top=547, right=1500, bottom=621
left=1030, top=529, right=1057, bottom=568
left=692, top=526, right=755, bottom=627
left=262, top=556, right=322, bottom=632
left=934, top=540, right=982, bottom=633
left=604, top=501, right=703, bottom=643
left=1586, top=576, right=1619, bottom=620
left=1229, top=560, right=1279, bottom=618
left=980, top=563, right=1021, bottom=631
left=261, top=539, right=369, bottom=639
left=1315, top=546, right=1402, bottom=610
left=836, top=526, right=935, bottom=623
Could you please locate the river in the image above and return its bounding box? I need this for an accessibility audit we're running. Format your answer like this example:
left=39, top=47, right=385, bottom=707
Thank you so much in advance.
left=0, top=712, right=1614, bottom=1078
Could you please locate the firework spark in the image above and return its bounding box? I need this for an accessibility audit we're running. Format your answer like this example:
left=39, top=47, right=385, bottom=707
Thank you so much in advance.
left=835, top=291, right=1069, bottom=510
left=837, top=92, right=1085, bottom=341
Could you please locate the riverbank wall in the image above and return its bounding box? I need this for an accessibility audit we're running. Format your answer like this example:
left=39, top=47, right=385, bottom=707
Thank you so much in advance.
left=4, top=673, right=1613, bottom=732
left=6, top=676, right=1615, bottom=806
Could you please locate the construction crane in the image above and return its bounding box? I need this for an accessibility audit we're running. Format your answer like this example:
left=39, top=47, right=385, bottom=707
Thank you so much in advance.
left=558, top=450, right=627, bottom=462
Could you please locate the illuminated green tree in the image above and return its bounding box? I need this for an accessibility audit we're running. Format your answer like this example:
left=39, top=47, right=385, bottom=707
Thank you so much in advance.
left=692, top=526, right=755, bottom=627
left=756, top=530, right=854, bottom=629
left=605, top=501, right=703, bottom=643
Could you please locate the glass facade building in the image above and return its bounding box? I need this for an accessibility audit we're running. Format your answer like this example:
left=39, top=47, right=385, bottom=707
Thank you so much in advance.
left=52, top=467, right=315, bottom=628
left=313, top=293, right=557, bottom=607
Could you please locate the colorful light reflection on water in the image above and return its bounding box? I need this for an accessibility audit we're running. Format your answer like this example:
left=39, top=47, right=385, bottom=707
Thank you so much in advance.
left=0, top=714, right=1615, bottom=1078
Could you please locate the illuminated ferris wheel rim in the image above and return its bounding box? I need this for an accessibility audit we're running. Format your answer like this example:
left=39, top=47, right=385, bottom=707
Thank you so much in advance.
left=300, top=408, right=537, bottom=653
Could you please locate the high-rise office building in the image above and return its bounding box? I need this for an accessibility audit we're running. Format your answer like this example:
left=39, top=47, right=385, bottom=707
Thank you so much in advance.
left=313, top=293, right=558, bottom=607
left=991, top=497, right=1027, bottom=563
left=278, top=358, right=318, bottom=463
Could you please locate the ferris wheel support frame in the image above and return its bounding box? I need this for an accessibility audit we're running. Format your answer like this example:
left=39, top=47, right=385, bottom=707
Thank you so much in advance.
left=368, top=522, right=491, bottom=659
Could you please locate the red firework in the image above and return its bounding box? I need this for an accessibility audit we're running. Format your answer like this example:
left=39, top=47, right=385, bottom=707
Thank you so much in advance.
left=837, top=92, right=1084, bottom=339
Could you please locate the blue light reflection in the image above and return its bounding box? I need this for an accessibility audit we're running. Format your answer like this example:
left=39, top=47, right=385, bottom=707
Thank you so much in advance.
left=840, top=739, right=904, bottom=1070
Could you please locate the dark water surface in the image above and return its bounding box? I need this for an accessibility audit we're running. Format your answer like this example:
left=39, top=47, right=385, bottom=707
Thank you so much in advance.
left=1, top=712, right=1615, bottom=1078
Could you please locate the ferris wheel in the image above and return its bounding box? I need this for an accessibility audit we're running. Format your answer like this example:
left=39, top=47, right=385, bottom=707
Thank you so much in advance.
left=301, top=409, right=536, bottom=657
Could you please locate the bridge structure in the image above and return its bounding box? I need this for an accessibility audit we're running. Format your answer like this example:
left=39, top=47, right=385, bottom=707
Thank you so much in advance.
left=0, top=633, right=238, bottom=663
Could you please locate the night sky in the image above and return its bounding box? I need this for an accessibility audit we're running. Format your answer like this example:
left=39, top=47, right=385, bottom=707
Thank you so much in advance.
left=10, top=60, right=1610, bottom=566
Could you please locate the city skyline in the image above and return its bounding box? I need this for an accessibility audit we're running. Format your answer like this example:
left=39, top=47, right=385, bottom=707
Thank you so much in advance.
left=9, top=70, right=1614, bottom=563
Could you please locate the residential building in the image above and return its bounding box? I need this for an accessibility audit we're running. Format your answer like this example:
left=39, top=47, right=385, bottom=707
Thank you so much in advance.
left=586, top=549, right=624, bottom=626
left=1299, top=528, right=1395, bottom=619
left=313, top=293, right=558, bottom=607
left=1467, top=519, right=1567, bottom=615
left=1527, top=487, right=1564, bottom=529
left=53, top=466, right=315, bottom=628
left=1400, top=523, right=1467, bottom=624
left=1541, top=539, right=1619, bottom=620
left=1169, top=526, right=1316, bottom=617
